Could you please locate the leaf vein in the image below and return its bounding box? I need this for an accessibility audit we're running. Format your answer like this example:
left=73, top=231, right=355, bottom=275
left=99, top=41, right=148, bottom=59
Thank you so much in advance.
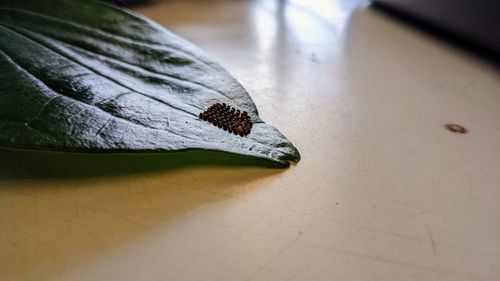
left=0, top=23, right=196, bottom=118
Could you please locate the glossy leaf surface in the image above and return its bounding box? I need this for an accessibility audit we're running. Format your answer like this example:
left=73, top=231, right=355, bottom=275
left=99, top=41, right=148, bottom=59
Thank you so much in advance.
left=0, top=0, right=300, bottom=166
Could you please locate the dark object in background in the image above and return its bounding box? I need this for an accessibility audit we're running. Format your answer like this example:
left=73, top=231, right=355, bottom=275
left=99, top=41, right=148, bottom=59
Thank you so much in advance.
left=104, top=0, right=156, bottom=7
left=372, top=0, right=500, bottom=59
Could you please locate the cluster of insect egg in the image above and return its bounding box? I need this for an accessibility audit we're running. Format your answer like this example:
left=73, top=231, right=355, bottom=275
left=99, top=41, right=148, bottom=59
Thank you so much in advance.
left=199, top=103, right=253, bottom=136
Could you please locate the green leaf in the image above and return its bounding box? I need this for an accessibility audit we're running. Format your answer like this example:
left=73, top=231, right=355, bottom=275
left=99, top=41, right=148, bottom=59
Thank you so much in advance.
left=0, top=0, right=300, bottom=166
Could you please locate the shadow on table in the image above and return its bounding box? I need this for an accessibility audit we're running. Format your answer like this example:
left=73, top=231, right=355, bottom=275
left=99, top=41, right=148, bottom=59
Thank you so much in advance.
left=0, top=148, right=287, bottom=181
left=0, top=148, right=286, bottom=280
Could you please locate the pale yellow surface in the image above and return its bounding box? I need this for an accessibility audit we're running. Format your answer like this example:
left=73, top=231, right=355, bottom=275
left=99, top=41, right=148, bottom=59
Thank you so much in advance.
left=1, top=0, right=500, bottom=280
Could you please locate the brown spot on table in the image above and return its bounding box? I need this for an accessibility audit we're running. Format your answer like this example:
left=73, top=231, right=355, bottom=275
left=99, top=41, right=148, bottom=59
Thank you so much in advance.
left=445, top=123, right=468, bottom=134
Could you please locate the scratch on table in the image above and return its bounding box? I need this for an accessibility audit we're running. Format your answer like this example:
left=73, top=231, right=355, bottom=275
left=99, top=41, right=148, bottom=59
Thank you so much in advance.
left=284, top=253, right=322, bottom=281
left=242, top=218, right=323, bottom=281
left=399, top=209, right=429, bottom=222
left=339, top=213, right=382, bottom=244
left=456, top=189, right=483, bottom=273
left=243, top=235, right=302, bottom=281
left=425, top=222, right=437, bottom=257
left=80, top=205, right=149, bottom=228
left=269, top=98, right=341, bottom=119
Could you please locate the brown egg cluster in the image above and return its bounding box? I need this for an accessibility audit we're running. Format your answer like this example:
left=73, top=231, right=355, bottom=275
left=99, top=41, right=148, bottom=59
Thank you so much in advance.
left=199, top=103, right=253, bottom=136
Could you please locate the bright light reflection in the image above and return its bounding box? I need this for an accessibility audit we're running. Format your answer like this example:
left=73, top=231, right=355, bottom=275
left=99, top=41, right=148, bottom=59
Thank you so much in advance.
left=251, top=0, right=353, bottom=49
left=250, top=1, right=278, bottom=52
left=249, top=0, right=359, bottom=105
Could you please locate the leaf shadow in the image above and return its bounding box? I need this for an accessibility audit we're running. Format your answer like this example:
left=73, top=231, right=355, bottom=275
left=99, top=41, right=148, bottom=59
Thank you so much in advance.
left=0, top=148, right=286, bottom=280
left=0, top=148, right=286, bottom=182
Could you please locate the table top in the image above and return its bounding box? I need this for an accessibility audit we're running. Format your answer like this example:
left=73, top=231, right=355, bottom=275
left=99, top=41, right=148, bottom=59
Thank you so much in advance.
left=1, top=0, right=499, bottom=280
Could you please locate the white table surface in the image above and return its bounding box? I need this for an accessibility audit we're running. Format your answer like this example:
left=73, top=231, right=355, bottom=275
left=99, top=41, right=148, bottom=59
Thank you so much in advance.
left=1, top=0, right=499, bottom=280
